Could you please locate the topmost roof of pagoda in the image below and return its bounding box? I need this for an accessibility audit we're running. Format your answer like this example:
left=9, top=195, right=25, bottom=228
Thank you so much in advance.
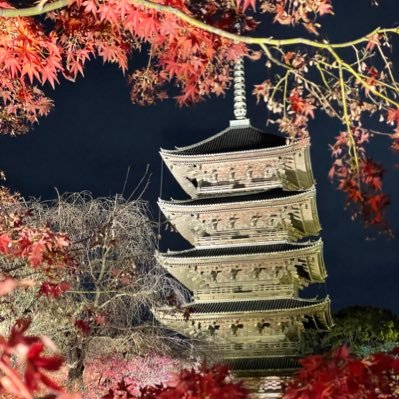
left=161, top=120, right=287, bottom=156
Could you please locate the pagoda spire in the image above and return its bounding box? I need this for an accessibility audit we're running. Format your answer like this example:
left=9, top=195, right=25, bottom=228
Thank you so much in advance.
left=232, top=57, right=249, bottom=125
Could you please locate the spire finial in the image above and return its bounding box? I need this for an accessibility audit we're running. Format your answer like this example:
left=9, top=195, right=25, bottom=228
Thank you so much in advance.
left=233, top=57, right=247, bottom=120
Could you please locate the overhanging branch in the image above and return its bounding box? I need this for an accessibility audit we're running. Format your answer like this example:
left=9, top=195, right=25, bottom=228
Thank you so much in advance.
left=0, top=0, right=68, bottom=17
left=0, top=0, right=398, bottom=54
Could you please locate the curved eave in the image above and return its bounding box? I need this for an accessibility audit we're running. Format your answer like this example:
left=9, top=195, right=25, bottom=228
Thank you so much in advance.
left=312, top=298, right=333, bottom=330
left=160, top=137, right=309, bottom=160
left=156, top=240, right=327, bottom=283
left=159, top=187, right=316, bottom=211
left=155, top=297, right=331, bottom=322
left=157, top=240, right=322, bottom=261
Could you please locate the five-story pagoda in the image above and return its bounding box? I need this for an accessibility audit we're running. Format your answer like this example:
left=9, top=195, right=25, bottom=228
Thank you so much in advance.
left=154, top=59, right=332, bottom=398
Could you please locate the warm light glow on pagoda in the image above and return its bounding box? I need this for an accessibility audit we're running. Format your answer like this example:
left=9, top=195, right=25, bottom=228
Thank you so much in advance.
left=154, top=59, right=332, bottom=398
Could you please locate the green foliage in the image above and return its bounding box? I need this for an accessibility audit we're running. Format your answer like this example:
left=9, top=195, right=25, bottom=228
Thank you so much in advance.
left=304, top=305, right=399, bottom=356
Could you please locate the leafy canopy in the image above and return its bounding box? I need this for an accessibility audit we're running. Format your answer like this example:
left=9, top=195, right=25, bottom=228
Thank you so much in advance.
left=1, top=0, right=399, bottom=231
left=304, top=306, right=399, bottom=356
left=285, top=346, right=399, bottom=399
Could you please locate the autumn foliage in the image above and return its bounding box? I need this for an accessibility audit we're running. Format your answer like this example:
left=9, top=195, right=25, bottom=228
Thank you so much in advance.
left=1, top=0, right=399, bottom=397
left=0, top=184, right=74, bottom=299
left=0, top=184, right=80, bottom=398
left=284, top=346, right=399, bottom=399
left=102, top=364, right=248, bottom=399
left=81, top=354, right=178, bottom=399
left=1, top=0, right=399, bottom=230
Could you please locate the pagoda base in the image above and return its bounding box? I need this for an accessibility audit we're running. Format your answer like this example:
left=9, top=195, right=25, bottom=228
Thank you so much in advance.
left=239, top=375, right=286, bottom=399
left=226, top=357, right=299, bottom=399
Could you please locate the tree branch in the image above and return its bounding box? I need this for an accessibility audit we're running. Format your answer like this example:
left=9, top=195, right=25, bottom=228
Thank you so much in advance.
left=1, top=0, right=398, bottom=55
left=1, top=0, right=399, bottom=113
left=0, top=0, right=68, bottom=17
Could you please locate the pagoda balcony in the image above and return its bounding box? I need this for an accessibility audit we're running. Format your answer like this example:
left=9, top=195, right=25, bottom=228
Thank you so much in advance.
left=157, top=241, right=327, bottom=290
left=215, top=341, right=300, bottom=358
left=159, top=188, right=321, bottom=247
left=196, top=178, right=282, bottom=196
left=194, top=284, right=297, bottom=302
left=196, top=229, right=293, bottom=246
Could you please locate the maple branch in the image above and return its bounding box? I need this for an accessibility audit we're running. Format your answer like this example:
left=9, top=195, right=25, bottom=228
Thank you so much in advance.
left=1, top=0, right=399, bottom=111
left=130, top=1, right=399, bottom=52
left=337, top=58, right=359, bottom=172
left=259, top=43, right=340, bottom=119
left=0, top=0, right=68, bottom=17
left=0, top=0, right=397, bottom=53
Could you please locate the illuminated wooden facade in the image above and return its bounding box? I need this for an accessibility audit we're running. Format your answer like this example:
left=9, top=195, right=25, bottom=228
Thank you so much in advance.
left=155, top=60, right=331, bottom=398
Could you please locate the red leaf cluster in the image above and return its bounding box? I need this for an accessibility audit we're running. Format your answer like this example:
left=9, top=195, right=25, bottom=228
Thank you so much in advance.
left=0, top=317, right=80, bottom=399
left=0, top=0, right=253, bottom=132
left=329, top=129, right=391, bottom=232
left=39, top=281, right=71, bottom=298
left=0, top=6, right=61, bottom=134
left=74, top=319, right=91, bottom=335
left=289, top=88, right=315, bottom=118
left=83, top=354, right=178, bottom=399
left=258, top=0, right=333, bottom=33
left=236, top=0, right=257, bottom=12
left=284, top=346, right=399, bottom=399
left=0, top=183, right=79, bottom=398
left=0, top=186, right=74, bottom=270
left=387, top=107, right=399, bottom=152
left=102, top=364, right=248, bottom=399
left=276, top=88, right=315, bottom=139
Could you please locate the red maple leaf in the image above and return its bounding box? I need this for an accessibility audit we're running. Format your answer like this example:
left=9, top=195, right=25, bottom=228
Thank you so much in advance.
left=39, top=281, right=71, bottom=298
left=317, top=0, right=333, bottom=16
left=24, top=341, right=64, bottom=392
left=361, top=159, right=384, bottom=190
left=366, top=193, right=390, bottom=214
left=27, top=241, right=46, bottom=267
left=74, top=319, right=91, bottom=334
left=236, top=0, right=256, bottom=12
left=289, top=89, right=315, bottom=118
left=387, top=107, right=399, bottom=125
left=0, top=233, right=11, bottom=253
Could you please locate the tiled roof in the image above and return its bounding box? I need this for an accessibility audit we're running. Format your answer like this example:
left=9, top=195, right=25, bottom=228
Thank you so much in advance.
left=226, top=356, right=300, bottom=371
left=189, top=298, right=327, bottom=314
left=163, top=125, right=286, bottom=156
left=161, top=242, right=317, bottom=258
left=165, top=188, right=307, bottom=206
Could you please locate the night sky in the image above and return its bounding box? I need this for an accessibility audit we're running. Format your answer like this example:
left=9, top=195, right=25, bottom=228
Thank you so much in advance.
left=0, top=1, right=398, bottom=313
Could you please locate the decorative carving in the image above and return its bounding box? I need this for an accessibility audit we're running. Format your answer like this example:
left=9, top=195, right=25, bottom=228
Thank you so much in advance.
left=230, top=268, right=242, bottom=280
left=228, top=215, right=239, bottom=229
left=231, top=320, right=244, bottom=336
left=208, top=322, right=220, bottom=336
left=250, top=214, right=261, bottom=227
left=210, top=270, right=221, bottom=282
left=256, top=320, right=271, bottom=334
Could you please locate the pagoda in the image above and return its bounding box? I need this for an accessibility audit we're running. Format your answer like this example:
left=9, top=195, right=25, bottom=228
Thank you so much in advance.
left=154, top=59, right=332, bottom=398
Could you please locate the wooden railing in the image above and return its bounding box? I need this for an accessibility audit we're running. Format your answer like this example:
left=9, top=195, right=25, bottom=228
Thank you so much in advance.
left=196, top=230, right=288, bottom=246
left=194, top=284, right=295, bottom=302
left=217, top=341, right=300, bottom=356
left=197, top=178, right=280, bottom=195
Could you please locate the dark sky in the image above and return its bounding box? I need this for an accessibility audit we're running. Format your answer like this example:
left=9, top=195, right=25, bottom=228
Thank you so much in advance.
left=0, top=1, right=398, bottom=313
